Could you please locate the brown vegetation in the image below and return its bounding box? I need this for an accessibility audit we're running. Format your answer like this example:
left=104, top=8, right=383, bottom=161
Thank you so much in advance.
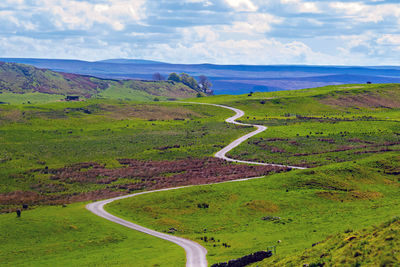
left=320, top=91, right=400, bottom=109
left=0, top=158, right=289, bottom=213
left=244, top=200, right=279, bottom=213
left=99, top=103, right=203, bottom=120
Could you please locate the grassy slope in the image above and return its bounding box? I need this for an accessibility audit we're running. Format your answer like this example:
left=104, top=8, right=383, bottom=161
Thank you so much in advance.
left=0, top=100, right=248, bottom=194
left=0, top=100, right=249, bottom=266
left=0, top=202, right=185, bottom=267
left=0, top=61, right=203, bottom=101
left=97, top=80, right=205, bottom=101
left=1, top=83, right=399, bottom=266
left=0, top=61, right=108, bottom=96
left=266, top=216, right=400, bottom=266
left=104, top=84, right=399, bottom=265
left=185, top=83, right=400, bottom=167
left=107, top=153, right=400, bottom=265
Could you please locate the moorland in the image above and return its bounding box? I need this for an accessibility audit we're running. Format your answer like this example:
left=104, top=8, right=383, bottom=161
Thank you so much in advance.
left=106, top=83, right=400, bottom=266
left=0, top=61, right=399, bottom=266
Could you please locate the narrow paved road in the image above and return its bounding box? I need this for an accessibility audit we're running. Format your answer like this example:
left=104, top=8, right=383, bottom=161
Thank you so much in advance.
left=86, top=187, right=208, bottom=267
left=86, top=102, right=305, bottom=267
left=209, top=103, right=306, bottom=170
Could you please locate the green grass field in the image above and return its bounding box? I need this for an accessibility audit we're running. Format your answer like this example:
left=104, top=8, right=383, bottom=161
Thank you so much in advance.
left=0, top=92, right=65, bottom=104
left=105, top=83, right=399, bottom=265
left=0, top=99, right=249, bottom=209
left=0, top=202, right=185, bottom=266
left=107, top=153, right=400, bottom=265
left=186, top=83, right=400, bottom=167
left=267, top=216, right=400, bottom=266
left=1, top=83, right=399, bottom=266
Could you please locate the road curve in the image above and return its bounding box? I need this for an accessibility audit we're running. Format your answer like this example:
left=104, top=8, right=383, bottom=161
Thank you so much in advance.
left=86, top=102, right=306, bottom=267
left=86, top=187, right=208, bottom=267
left=205, top=103, right=306, bottom=170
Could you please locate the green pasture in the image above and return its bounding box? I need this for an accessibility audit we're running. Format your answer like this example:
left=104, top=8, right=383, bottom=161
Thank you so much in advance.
left=1, top=83, right=399, bottom=266
left=264, top=216, right=400, bottom=266
left=0, top=92, right=65, bottom=104
left=107, top=153, right=400, bottom=265
left=228, top=119, right=399, bottom=167
left=186, top=84, right=400, bottom=167
left=96, top=83, right=158, bottom=101
left=0, top=99, right=249, bottom=194
left=0, top=202, right=185, bottom=266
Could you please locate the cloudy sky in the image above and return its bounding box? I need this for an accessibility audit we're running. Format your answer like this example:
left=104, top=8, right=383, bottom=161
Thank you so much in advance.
left=1, top=0, right=399, bottom=65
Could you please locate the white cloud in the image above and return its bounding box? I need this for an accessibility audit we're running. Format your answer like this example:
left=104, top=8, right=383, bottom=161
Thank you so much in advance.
left=150, top=25, right=338, bottom=65
left=0, top=0, right=400, bottom=65
left=377, top=34, right=400, bottom=49
left=186, top=0, right=213, bottom=6
left=0, top=10, right=37, bottom=30
left=329, top=2, right=400, bottom=23
left=281, top=0, right=320, bottom=13
left=39, top=0, right=147, bottom=31
left=225, top=0, right=258, bottom=12
left=229, top=13, right=283, bottom=33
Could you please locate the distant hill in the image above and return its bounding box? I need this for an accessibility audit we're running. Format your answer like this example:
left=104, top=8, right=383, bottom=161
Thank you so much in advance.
left=97, top=59, right=167, bottom=64
left=0, top=61, right=203, bottom=100
left=1, top=58, right=400, bottom=95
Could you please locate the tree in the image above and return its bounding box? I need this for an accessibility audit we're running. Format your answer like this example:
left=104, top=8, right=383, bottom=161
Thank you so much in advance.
left=198, top=75, right=212, bottom=93
left=167, top=72, right=181, bottom=82
left=152, top=72, right=165, bottom=81
left=180, top=73, right=199, bottom=90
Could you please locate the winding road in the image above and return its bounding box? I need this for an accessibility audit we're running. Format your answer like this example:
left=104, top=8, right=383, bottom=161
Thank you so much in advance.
left=86, top=103, right=305, bottom=267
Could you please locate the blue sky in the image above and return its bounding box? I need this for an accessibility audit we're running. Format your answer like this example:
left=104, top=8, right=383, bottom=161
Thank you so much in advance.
left=0, top=0, right=399, bottom=65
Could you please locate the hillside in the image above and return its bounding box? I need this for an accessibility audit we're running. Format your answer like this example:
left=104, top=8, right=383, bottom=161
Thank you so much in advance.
left=0, top=61, right=109, bottom=97
left=2, top=58, right=400, bottom=94
left=1, top=83, right=399, bottom=266
left=104, top=84, right=399, bottom=265
left=107, top=153, right=400, bottom=265
left=266, top=216, right=400, bottom=266
left=0, top=61, right=203, bottom=100
left=188, top=83, right=400, bottom=168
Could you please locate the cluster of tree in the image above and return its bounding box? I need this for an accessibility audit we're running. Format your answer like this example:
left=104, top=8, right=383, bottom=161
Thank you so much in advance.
left=152, top=72, right=213, bottom=94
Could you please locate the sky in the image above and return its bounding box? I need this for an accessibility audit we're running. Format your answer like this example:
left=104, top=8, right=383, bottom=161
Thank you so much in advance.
left=0, top=0, right=399, bottom=65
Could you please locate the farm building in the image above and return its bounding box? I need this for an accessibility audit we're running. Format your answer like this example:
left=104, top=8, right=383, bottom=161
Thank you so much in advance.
left=65, top=95, right=80, bottom=101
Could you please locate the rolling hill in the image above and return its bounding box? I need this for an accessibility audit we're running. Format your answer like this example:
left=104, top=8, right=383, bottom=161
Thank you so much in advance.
left=0, top=61, right=204, bottom=101
left=0, top=82, right=399, bottom=266
left=1, top=58, right=400, bottom=94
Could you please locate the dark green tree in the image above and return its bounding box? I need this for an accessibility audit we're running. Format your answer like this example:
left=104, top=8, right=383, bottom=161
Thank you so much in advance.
left=167, top=72, right=181, bottom=82
left=180, top=73, right=199, bottom=90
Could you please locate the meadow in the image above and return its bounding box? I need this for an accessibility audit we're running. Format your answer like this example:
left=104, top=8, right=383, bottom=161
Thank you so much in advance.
left=106, top=83, right=399, bottom=265
left=0, top=99, right=251, bottom=212
left=1, top=83, right=399, bottom=266
left=107, top=153, right=400, bottom=265
left=0, top=202, right=185, bottom=266
left=0, top=98, right=252, bottom=266
left=187, top=84, right=400, bottom=167
left=269, top=215, right=400, bottom=266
